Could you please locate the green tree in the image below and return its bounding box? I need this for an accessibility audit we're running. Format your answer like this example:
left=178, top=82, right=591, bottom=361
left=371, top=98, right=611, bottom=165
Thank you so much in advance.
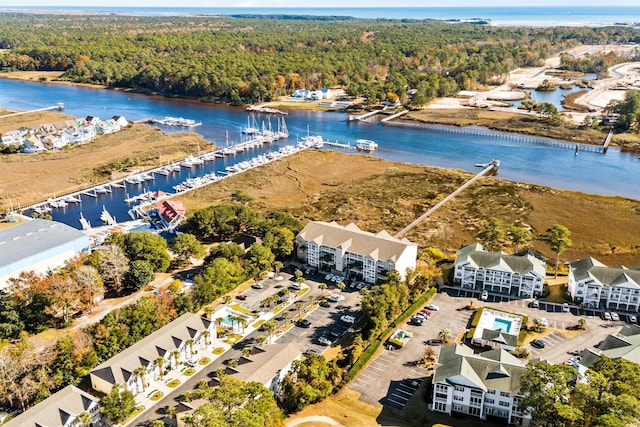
left=507, top=225, right=533, bottom=252
left=261, top=320, right=278, bottom=343
left=100, top=384, right=136, bottom=424
left=263, top=227, right=295, bottom=259
left=540, top=224, right=573, bottom=278
left=438, top=328, right=452, bottom=344
left=476, top=217, right=505, bottom=250
left=124, top=260, right=155, bottom=291
left=120, top=232, right=171, bottom=273
left=280, top=355, right=342, bottom=413
left=245, top=243, right=275, bottom=278
left=170, top=233, right=206, bottom=265
left=0, top=290, right=24, bottom=339
left=91, top=245, right=129, bottom=295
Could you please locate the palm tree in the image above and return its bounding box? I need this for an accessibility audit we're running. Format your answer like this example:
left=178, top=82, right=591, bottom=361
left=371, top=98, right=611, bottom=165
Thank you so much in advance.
left=239, top=318, right=248, bottom=333
left=273, top=260, right=283, bottom=278
left=281, top=311, right=291, bottom=321
left=222, top=295, right=232, bottom=305
left=262, top=320, right=278, bottom=343
left=319, top=283, right=327, bottom=296
left=154, top=357, right=166, bottom=380
left=295, top=301, right=304, bottom=319
left=186, top=339, right=196, bottom=357
left=242, top=347, right=252, bottom=358
left=577, top=318, right=587, bottom=330
left=257, top=335, right=267, bottom=346
left=171, top=349, right=181, bottom=369
left=76, top=411, right=92, bottom=427
left=439, top=328, right=452, bottom=344
left=134, top=366, right=148, bottom=393
left=204, top=306, right=214, bottom=319
left=337, top=281, right=346, bottom=293
left=201, top=329, right=211, bottom=346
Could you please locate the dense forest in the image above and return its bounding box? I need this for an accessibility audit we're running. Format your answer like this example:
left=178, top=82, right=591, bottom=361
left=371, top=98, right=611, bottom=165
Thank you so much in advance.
left=1, top=14, right=639, bottom=104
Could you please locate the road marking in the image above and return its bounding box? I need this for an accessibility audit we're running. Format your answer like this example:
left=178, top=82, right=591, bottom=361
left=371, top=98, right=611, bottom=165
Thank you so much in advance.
left=386, top=397, right=407, bottom=407
left=394, top=388, right=414, bottom=397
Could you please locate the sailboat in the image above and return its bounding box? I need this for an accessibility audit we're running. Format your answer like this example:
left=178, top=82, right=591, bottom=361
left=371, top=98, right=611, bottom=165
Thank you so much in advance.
left=575, top=145, right=579, bottom=156
left=242, top=115, right=260, bottom=135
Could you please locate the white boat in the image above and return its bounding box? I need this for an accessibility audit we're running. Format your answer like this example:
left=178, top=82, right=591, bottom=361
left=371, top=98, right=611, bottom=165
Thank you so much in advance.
left=181, top=155, right=196, bottom=167
left=34, top=205, right=52, bottom=214
left=139, top=173, right=154, bottom=181
left=242, top=115, right=260, bottom=135
left=95, top=186, right=110, bottom=194
left=159, top=116, right=202, bottom=127
left=63, top=195, right=82, bottom=204
left=356, top=139, right=378, bottom=152
left=475, top=163, right=488, bottom=168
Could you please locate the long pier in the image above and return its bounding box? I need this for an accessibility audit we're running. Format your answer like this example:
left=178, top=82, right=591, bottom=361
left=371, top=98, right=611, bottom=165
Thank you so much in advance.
left=0, top=103, right=64, bottom=119
left=395, top=160, right=500, bottom=239
left=602, top=129, right=613, bottom=153
left=349, top=109, right=381, bottom=123
left=380, top=110, right=409, bottom=123
left=383, top=121, right=608, bottom=154
left=322, top=141, right=356, bottom=150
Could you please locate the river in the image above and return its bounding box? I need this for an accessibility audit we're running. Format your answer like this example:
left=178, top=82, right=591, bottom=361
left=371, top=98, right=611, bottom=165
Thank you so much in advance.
left=1, top=78, right=639, bottom=228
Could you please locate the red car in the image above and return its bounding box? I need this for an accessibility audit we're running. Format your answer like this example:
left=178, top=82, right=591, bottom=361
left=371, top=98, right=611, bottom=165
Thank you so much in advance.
left=419, top=309, right=432, bottom=316
left=236, top=294, right=247, bottom=300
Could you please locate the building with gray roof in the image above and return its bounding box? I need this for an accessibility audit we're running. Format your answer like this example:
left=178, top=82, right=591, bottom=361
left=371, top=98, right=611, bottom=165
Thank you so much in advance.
left=90, top=313, right=215, bottom=396
left=567, top=257, right=640, bottom=312
left=432, top=344, right=531, bottom=426
left=453, top=243, right=546, bottom=299
left=0, top=219, right=90, bottom=289
left=296, top=221, right=417, bottom=283
left=579, top=324, right=640, bottom=370
left=4, top=385, right=101, bottom=427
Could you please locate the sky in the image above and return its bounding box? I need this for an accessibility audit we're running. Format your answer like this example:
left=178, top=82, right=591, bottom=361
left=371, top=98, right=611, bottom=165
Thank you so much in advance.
left=3, top=0, right=640, bottom=7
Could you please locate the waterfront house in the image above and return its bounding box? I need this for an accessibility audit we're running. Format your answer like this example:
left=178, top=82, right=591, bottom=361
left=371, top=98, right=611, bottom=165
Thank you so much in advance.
left=453, top=243, right=546, bottom=299
left=567, top=257, right=640, bottom=312
left=21, top=135, right=45, bottom=153
left=296, top=221, right=418, bottom=283
left=431, top=344, right=531, bottom=426
left=292, top=89, right=310, bottom=98
left=1, top=130, right=24, bottom=147
left=95, top=119, right=120, bottom=135
left=90, top=313, right=216, bottom=396
left=4, top=385, right=101, bottom=427
left=85, top=116, right=100, bottom=125
left=0, top=219, right=91, bottom=289
left=112, top=115, right=128, bottom=127
left=158, top=200, right=186, bottom=230
left=42, top=132, right=69, bottom=150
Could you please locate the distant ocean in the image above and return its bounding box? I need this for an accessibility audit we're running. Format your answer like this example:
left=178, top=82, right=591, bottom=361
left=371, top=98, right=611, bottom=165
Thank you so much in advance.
left=1, top=6, right=639, bottom=27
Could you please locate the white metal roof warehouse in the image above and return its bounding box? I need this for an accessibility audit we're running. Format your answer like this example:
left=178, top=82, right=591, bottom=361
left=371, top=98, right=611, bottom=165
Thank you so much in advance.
left=0, top=219, right=90, bottom=288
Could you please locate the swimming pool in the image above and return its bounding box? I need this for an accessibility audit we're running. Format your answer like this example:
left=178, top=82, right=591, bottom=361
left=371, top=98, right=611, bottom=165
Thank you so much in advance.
left=493, top=318, right=512, bottom=333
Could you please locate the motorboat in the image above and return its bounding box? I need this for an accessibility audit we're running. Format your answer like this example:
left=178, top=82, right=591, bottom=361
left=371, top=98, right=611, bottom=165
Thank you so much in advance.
left=356, top=139, right=378, bottom=152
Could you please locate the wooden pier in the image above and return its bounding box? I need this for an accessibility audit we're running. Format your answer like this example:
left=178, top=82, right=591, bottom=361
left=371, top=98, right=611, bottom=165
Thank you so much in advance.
left=348, top=109, right=381, bottom=123
left=0, top=103, right=64, bottom=119
left=602, top=129, right=613, bottom=153
left=380, top=110, right=409, bottom=123
left=395, top=160, right=500, bottom=239
left=322, top=141, right=356, bottom=150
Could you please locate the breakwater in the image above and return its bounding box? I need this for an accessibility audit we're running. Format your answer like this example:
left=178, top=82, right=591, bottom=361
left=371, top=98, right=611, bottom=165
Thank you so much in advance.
left=382, top=121, right=606, bottom=153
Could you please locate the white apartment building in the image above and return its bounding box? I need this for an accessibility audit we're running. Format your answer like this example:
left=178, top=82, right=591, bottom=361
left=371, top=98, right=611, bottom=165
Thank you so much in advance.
left=296, top=221, right=417, bottom=283
left=567, top=257, right=640, bottom=312
left=453, top=243, right=546, bottom=298
left=432, top=344, right=531, bottom=426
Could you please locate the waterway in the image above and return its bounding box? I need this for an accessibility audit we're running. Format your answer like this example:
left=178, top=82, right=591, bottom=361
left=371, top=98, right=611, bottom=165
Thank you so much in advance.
left=1, top=78, right=639, bottom=229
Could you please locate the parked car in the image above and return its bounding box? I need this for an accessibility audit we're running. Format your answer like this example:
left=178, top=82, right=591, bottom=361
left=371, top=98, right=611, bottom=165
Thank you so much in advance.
left=425, top=304, right=440, bottom=311
left=319, top=300, right=331, bottom=308
left=537, top=317, right=548, bottom=327
left=629, top=315, right=638, bottom=324
left=410, top=316, right=424, bottom=326
left=530, top=299, right=540, bottom=308
left=562, top=302, right=570, bottom=313
left=186, top=357, right=200, bottom=367
left=340, top=315, right=356, bottom=324
left=304, top=349, right=319, bottom=356
left=325, top=274, right=334, bottom=281
left=318, top=336, right=332, bottom=346
left=296, top=319, right=312, bottom=328
left=403, top=378, right=421, bottom=388
left=236, top=294, right=247, bottom=301
left=419, top=309, right=432, bottom=317
left=414, top=312, right=428, bottom=320
left=531, top=339, right=546, bottom=349
left=328, top=294, right=341, bottom=302
left=602, top=312, right=612, bottom=321
left=251, top=283, right=264, bottom=289
left=329, top=331, right=342, bottom=339
left=291, top=283, right=303, bottom=290
left=611, top=312, right=620, bottom=321
left=481, top=290, right=489, bottom=301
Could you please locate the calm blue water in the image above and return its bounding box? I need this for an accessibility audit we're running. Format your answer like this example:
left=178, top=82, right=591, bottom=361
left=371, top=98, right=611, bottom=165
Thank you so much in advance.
left=1, top=78, right=639, bottom=230
left=2, top=6, right=640, bottom=26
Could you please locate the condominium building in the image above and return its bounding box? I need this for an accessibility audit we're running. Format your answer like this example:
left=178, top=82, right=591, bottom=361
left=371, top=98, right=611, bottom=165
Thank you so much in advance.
left=296, top=221, right=417, bottom=283
left=453, top=243, right=546, bottom=298
left=567, top=257, right=640, bottom=312
left=432, top=344, right=530, bottom=426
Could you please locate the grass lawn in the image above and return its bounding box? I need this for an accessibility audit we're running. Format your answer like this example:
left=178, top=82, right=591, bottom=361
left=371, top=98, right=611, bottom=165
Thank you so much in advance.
left=149, top=391, right=163, bottom=401
left=226, top=333, right=242, bottom=344
left=228, top=303, right=254, bottom=315
left=212, top=347, right=225, bottom=355
left=166, top=379, right=180, bottom=388
left=183, top=368, right=195, bottom=376
left=199, top=357, right=210, bottom=365
left=545, top=281, right=569, bottom=304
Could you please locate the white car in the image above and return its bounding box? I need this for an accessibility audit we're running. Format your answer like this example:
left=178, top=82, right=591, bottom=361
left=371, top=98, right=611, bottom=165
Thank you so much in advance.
left=318, top=336, right=332, bottom=346
left=291, top=283, right=303, bottom=290
left=480, top=290, right=489, bottom=301
left=340, top=315, right=356, bottom=324
left=562, top=302, right=570, bottom=312
left=611, top=312, right=620, bottom=321
left=537, top=317, right=548, bottom=327
left=328, top=294, right=341, bottom=302
left=325, top=274, right=334, bottom=281
left=603, top=312, right=612, bottom=321
left=251, top=283, right=264, bottom=289
left=425, top=304, right=440, bottom=311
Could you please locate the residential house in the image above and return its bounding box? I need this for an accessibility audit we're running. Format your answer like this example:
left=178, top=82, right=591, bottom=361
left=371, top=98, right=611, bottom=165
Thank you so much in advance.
left=85, top=116, right=100, bottom=125
left=90, top=313, right=216, bottom=395
left=296, top=221, right=418, bottom=283
left=0, top=219, right=91, bottom=289
left=453, top=243, right=546, bottom=298
left=22, top=135, right=45, bottom=153
left=579, top=324, right=640, bottom=372
left=112, top=115, right=128, bottom=127
left=158, top=200, right=186, bottom=230
left=1, top=130, right=25, bottom=147
left=41, top=132, right=69, bottom=150
left=292, top=89, right=310, bottom=98
left=432, top=344, right=531, bottom=426
left=567, top=257, right=640, bottom=312
left=95, top=119, right=120, bottom=135
left=4, top=385, right=101, bottom=427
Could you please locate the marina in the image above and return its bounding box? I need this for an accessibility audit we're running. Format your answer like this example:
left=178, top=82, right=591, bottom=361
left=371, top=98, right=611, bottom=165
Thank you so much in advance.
left=1, top=78, right=639, bottom=204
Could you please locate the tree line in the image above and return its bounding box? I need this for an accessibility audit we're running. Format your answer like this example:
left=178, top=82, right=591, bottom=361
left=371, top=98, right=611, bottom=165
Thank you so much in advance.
left=1, top=14, right=639, bottom=105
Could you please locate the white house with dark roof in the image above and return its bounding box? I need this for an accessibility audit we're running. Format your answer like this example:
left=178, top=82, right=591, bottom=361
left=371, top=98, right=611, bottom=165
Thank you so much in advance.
left=579, top=324, right=640, bottom=372
left=453, top=243, right=546, bottom=298
left=4, top=385, right=101, bottom=427
left=296, top=221, right=417, bottom=283
left=567, top=257, right=640, bottom=312
left=0, top=219, right=90, bottom=289
left=90, top=313, right=216, bottom=396
left=431, top=344, right=531, bottom=426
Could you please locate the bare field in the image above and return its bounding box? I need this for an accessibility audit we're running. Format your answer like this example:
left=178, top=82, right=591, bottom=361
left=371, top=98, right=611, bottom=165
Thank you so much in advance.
left=181, top=149, right=640, bottom=267
left=0, top=113, right=208, bottom=209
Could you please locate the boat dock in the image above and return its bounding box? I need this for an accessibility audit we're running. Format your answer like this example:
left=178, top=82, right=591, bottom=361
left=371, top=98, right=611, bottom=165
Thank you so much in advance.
left=0, top=103, right=64, bottom=119
left=395, top=160, right=500, bottom=239
left=246, top=104, right=288, bottom=115
left=348, top=109, right=381, bottom=123
left=322, top=141, right=356, bottom=150
left=602, top=129, right=613, bottom=153
left=380, top=110, right=409, bottom=123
